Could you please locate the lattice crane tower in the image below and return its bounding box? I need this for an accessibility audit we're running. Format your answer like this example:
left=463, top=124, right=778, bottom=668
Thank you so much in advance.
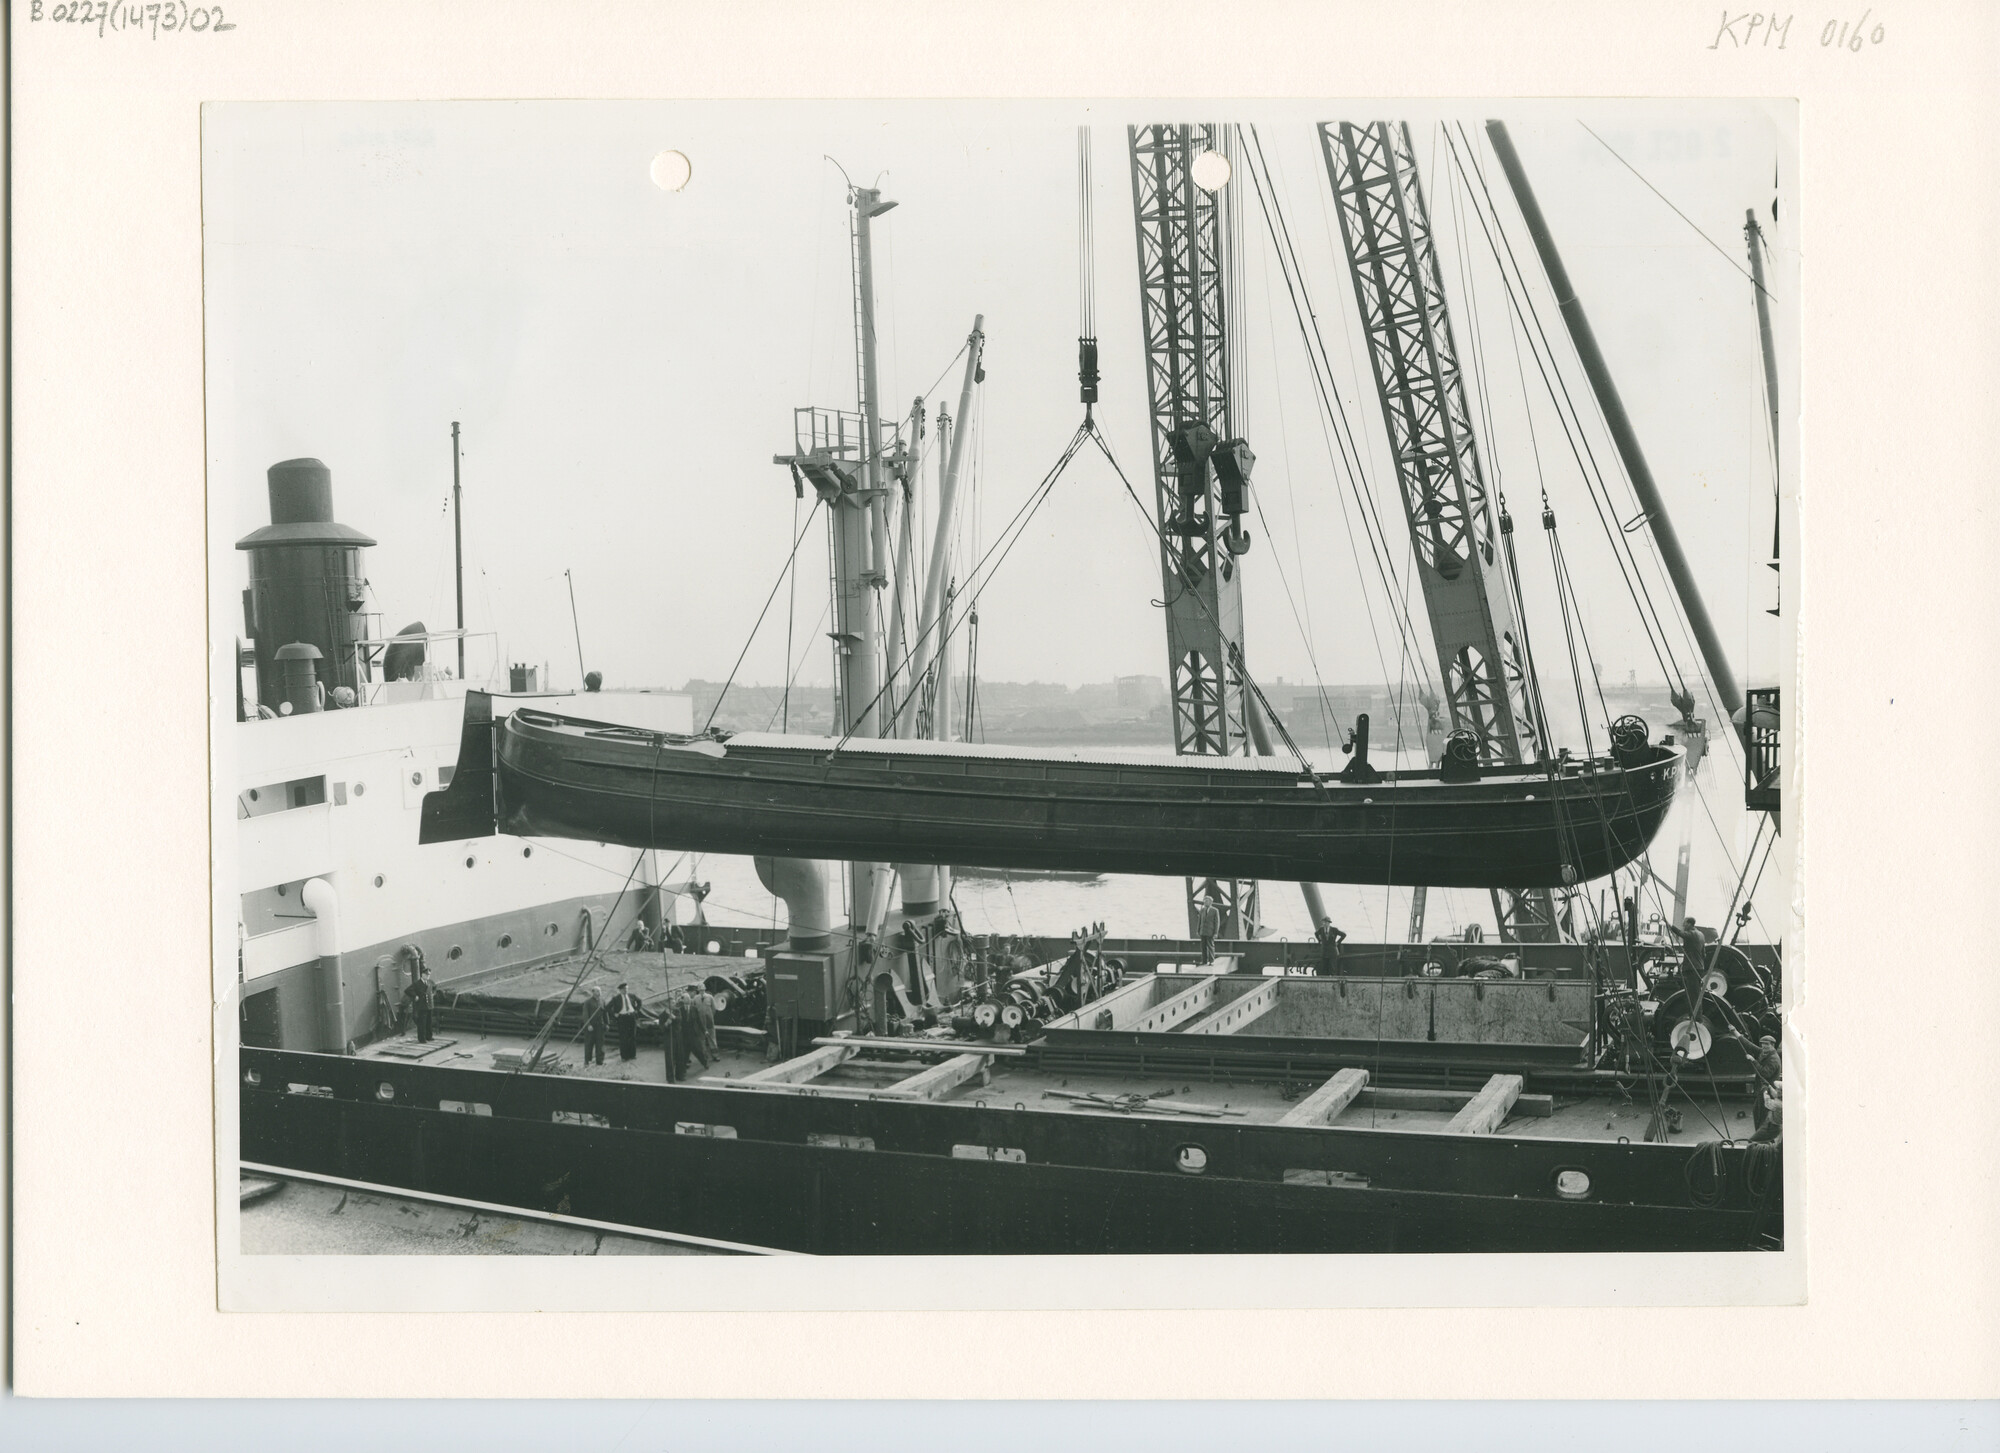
left=1319, top=120, right=1560, bottom=942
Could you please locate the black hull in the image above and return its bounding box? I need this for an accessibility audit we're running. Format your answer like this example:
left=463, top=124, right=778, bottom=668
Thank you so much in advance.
left=241, top=1049, right=1777, bottom=1255
left=428, top=703, right=1681, bottom=891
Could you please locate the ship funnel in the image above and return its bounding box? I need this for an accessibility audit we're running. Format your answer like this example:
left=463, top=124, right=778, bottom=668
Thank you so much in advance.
left=237, top=458, right=378, bottom=717
left=754, top=855, right=833, bottom=952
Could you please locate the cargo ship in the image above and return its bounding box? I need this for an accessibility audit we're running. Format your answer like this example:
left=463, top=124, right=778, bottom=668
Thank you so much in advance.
left=229, top=457, right=697, bottom=1057
left=232, top=115, right=1786, bottom=1257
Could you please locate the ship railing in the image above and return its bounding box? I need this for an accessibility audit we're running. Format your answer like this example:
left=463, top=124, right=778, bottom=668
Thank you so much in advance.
left=789, top=406, right=899, bottom=462
left=338, top=628, right=505, bottom=706
left=1744, top=686, right=1780, bottom=812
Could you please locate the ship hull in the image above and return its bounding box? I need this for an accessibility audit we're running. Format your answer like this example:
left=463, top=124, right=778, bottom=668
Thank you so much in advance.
left=459, top=707, right=1682, bottom=890
left=241, top=1048, right=1776, bottom=1254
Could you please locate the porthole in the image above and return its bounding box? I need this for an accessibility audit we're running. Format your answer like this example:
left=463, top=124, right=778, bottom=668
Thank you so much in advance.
left=447, top=945, right=464, bottom=961
left=545, top=922, right=560, bottom=937
left=1554, top=1168, right=1592, bottom=1200
left=498, top=934, right=514, bottom=949
left=353, top=782, right=366, bottom=796
left=243, top=1069, right=262, bottom=1086
left=247, top=788, right=260, bottom=802
left=373, top=874, right=385, bottom=888
left=465, top=856, right=477, bottom=869
left=376, top=1083, right=396, bottom=1102
left=275, top=883, right=288, bottom=897
left=521, top=846, right=533, bottom=859
left=411, top=770, right=424, bottom=786
left=1175, top=1144, right=1209, bottom=1175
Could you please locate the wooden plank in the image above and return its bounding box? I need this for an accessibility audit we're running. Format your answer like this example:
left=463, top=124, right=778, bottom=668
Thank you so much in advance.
left=739, top=1043, right=857, bottom=1085
left=1181, top=978, right=1282, bottom=1036
left=699, top=1078, right=896, bottom=1100
left=879, top=1053, right=991, bottom=1102
left=1446, top=1073, right=1524, bottom=1134
left=809, top=1035, right=1026, bottom=1057
left=1277, top=1067, right=1369, bottom=1127
left=1354, top=1087, right=1554, bottom=1118
left=1129, top=975, right=1224, bottom=1034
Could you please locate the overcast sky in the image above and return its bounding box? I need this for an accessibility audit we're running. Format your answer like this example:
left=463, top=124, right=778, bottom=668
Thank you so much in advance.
left=205, top=99, right=1788, bottom=739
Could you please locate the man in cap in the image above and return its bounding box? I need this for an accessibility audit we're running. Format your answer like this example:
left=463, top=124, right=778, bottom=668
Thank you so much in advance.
left=609, top=981, right=645, bottom=1062
left=404, top=965, right=437, bottom=1044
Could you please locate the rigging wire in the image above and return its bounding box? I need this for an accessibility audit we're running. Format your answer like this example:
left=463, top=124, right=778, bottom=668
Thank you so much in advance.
left=1086, top=421, right=1328, bottom=785
left=827, top=420, right=1096, bottom=756
left=701, top=498, right=825, bottom=732
left=1255, top=232, right=1340, bottom=756
left=1441, top=124, right=1692, bottom=704
left=1077, top=125, right=1097, bottom=342
left=1580, top=122, right=1773, bottom=301
left=1459, top=122, right=1740, bottom=789
left=764, top=596, right=832, bottom=733
left=1238, top=126, right=1438, bottom=709
left=781, top=493, right=800, bottom=731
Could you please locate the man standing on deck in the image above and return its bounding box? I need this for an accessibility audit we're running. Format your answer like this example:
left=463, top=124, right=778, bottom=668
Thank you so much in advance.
left=404, top=966, right=437, bottom=1044
left=678, top=991, right=713, bottom=1074
left=1315, top=921, right=1348, bottom=976
left=694, top=989, right=719, bottom=1063
left=581, top=987, right=607, bottom=1066
left=1195, top=890, right=1223, bottom=966
left=661, top=991, right=688, bottom=1082
left=610, top=981, right=645, bottom=1062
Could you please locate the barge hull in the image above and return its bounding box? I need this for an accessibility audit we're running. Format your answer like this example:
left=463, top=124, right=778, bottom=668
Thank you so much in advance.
left=243, top=1049, right=1777, bottom=1255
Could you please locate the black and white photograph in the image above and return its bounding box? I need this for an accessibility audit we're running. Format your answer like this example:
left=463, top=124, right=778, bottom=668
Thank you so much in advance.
left=206, top=98, right=1794, bottom=1278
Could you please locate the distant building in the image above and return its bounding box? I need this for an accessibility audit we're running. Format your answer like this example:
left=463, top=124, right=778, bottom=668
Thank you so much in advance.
left=1115, top=674, right=1167, bottom=710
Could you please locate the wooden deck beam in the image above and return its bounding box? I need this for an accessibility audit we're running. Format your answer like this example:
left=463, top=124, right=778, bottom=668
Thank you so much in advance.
left=1181, top=978, right=1282, bottom=1036
left=1356, top=1086, right=1554, bottom=1118
left=1277, top=1067, right=1369, bottom=1127
left=880, top=1053, right=992, bottom=1101
left=739, top=1043, right=857, bottom=1085
left=1446, top=1073, right=1525, bottom=1134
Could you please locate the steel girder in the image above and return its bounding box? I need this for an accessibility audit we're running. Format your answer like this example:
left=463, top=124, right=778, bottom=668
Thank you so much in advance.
left=1128, top=123, right=1258, bottom=939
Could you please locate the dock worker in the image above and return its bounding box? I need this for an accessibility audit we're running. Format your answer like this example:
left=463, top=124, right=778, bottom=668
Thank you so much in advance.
left=404, top=965, right=437, bottom=1044
left=1195, top=891, right=1224, bottom=965
left=672, top=990, right=711, bottom=1079
left=1751, top=1033, right=1781, bottom=1134
left=694, top=988, right=720, bottom=1062
left=581, top=987, right=607, bottom=1066
left=609, top=981, right=645, bottom=1062
left=1315, top=921, right=1348, bottom=976
left=660, top=991, right=690, bottom=1082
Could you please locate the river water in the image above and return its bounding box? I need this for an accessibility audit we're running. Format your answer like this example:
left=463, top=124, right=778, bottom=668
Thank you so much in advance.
left=663, top=740, right=1780, bottom=949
